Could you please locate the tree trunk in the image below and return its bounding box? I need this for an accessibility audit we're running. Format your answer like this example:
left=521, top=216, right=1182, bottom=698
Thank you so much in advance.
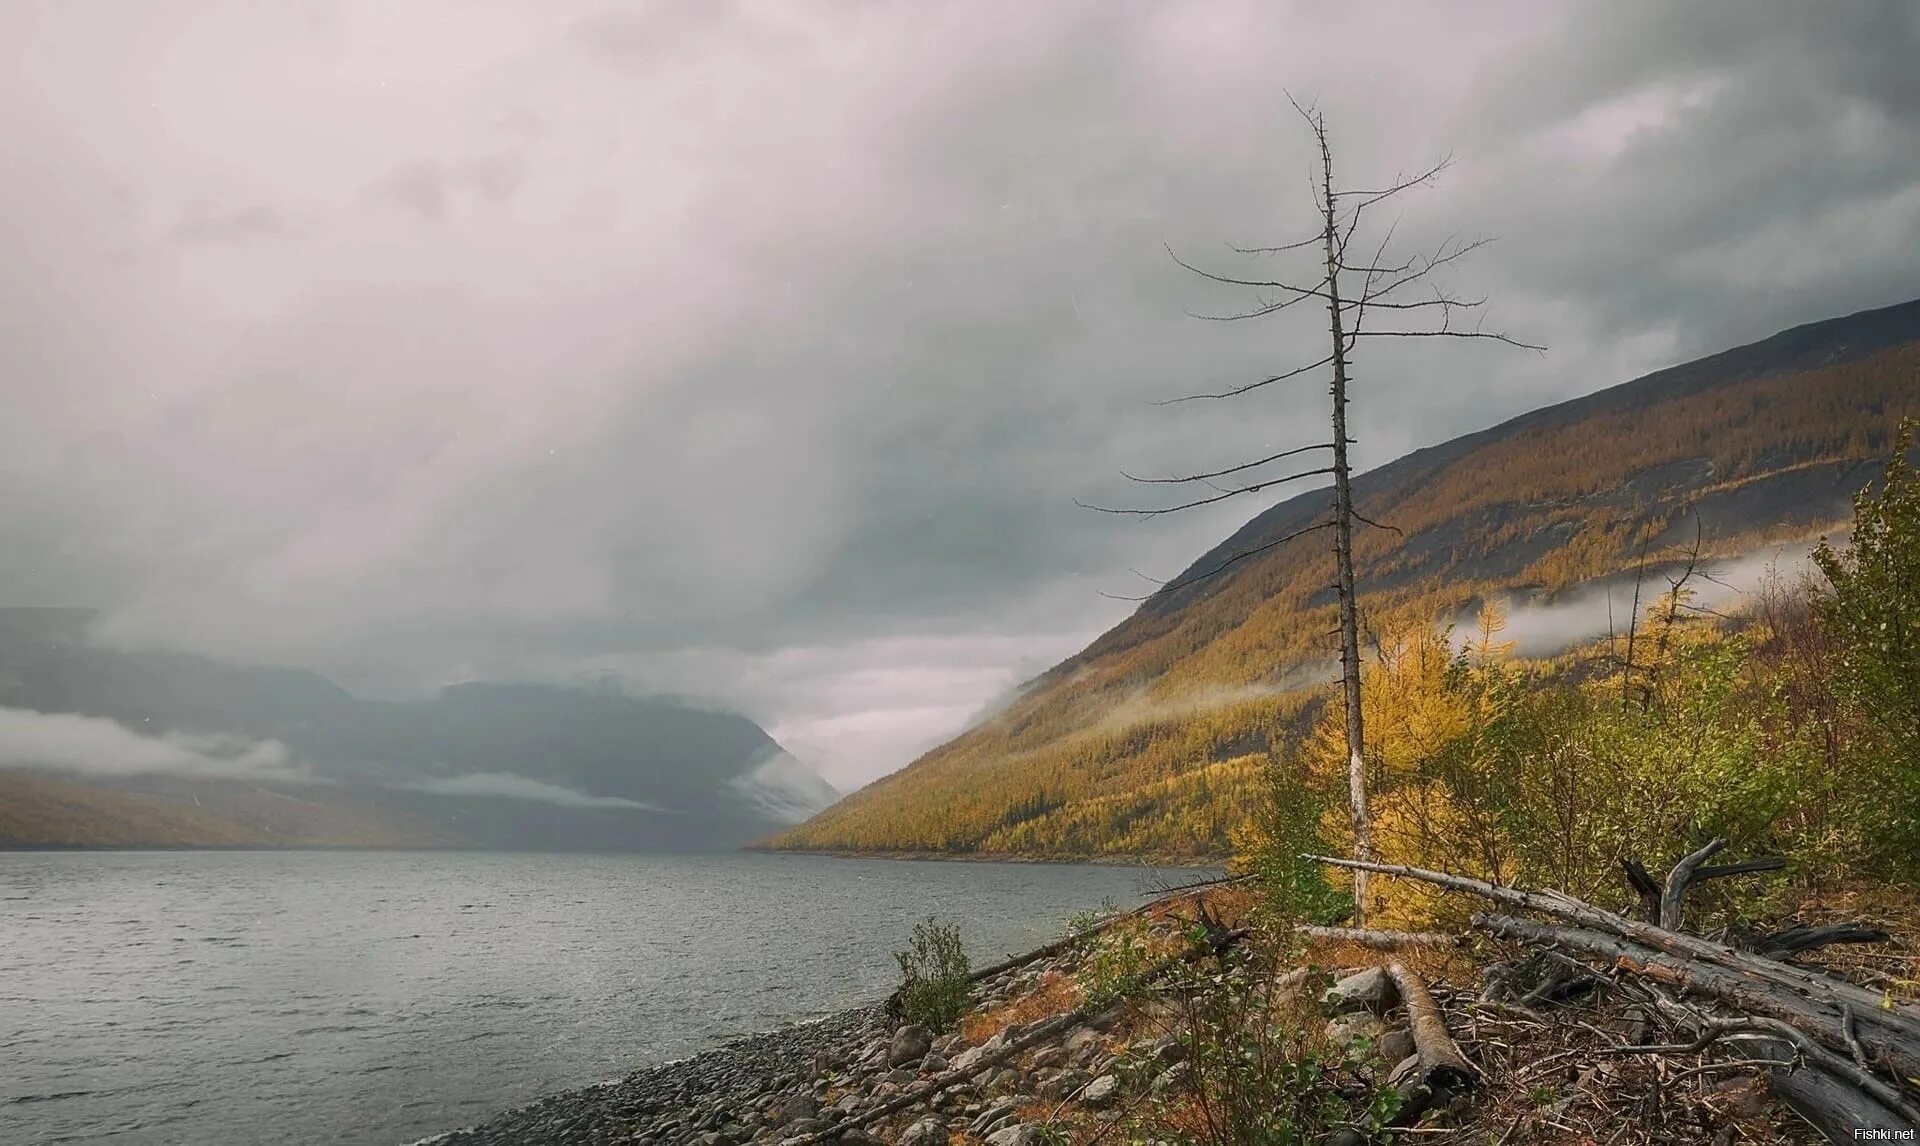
left=1317, top=116, right=1372, bottom=925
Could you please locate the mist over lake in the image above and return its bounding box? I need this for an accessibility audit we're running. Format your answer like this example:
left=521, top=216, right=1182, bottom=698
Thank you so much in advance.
left=1, top=852, right=1191, bottom=1146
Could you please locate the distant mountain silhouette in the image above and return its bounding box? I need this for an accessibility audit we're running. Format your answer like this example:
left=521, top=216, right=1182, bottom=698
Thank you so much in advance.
left=0, top=615, right=836, bottom=850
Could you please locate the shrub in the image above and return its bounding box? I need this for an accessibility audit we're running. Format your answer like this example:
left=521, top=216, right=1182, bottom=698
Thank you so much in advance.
left=1064, top=897, right=1121, bottom=939
left=1236, top=752, right=1350, bottom=925
left=1136, top=939, right=1401, bottom=1145
left=1814, top=417, right=1920, bottom=872
left=1075, top=920, right=1156, bottom=1007
left=894, top=917, right=972, bottom=1032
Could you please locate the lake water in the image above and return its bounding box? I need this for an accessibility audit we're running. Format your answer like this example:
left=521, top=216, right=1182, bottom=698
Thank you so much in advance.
left=0, top=851, right=1200, bottom=1145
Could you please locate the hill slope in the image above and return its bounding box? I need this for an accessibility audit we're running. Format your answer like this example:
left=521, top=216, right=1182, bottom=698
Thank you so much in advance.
left=770, top=298, right=1920, bottom=859
left=0, top=615, right=836, bottom=850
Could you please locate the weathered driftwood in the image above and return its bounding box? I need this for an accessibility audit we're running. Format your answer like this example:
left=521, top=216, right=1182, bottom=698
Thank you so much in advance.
left=1660, top=838, right=1727, bottom=930
left=1752, top=1037, right=1915, bottom=1142
left=1297, top=925, right=1457, bottom=950
left=1308, top=854, right=1913, bottom=1032
left=1473, top=913, right=1920, bottom=1087
left=1382, top=961, right=1478, bottom=1121
left=1309, top=849, right=1919, bottom=1142
left=1756, top=922, right=1893, bottom=959
left=1650, top=839, right=1790, bottom=929
left=1620, top=992, right=1920, bottom=1137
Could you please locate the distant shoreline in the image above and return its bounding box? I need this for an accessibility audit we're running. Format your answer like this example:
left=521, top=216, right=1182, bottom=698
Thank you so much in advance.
left=744, top=845, right=1226, bottom=869
left=1, top=842, right=1225, bottom=867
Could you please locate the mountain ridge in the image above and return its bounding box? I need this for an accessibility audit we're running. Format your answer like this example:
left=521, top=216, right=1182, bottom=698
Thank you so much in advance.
left=0, top=622, right=836, bottom=851
left=771, top=297, right=1920, bottom=858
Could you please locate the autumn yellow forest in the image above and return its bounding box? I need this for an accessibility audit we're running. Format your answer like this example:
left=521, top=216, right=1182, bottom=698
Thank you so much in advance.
left=769, top=306, right=1920, bottom=860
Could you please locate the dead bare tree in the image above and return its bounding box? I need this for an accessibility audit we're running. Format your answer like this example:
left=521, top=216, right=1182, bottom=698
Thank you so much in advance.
left=1083, top=98, right=1538, bottom=923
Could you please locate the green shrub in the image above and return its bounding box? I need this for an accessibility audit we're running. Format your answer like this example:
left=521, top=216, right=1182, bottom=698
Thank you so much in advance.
left=1136, top=942, right=1401, bottom=1145
left=1064, top=897, right=1121, bottom=939
left=1814, top=417, right=1920, bottom=873
left=1241, top=753, right=1351, bottom=925
left=1075, top=921, right=1155, bottom=1007
left=894, top=917, right=972, bottom=1032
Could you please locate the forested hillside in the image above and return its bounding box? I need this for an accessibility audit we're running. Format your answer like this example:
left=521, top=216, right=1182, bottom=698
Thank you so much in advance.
left=769, top=299, right=1920, bottom=859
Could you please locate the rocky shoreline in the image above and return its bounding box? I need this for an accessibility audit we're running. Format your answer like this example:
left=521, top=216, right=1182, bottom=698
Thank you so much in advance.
left=414, top=936, right=1185, bottom=1146
left=415, top=1002, right=892, bottom=1145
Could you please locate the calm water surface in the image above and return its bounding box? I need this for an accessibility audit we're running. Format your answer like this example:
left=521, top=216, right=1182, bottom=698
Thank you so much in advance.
left=0, top=851, right=1197, bottom=1145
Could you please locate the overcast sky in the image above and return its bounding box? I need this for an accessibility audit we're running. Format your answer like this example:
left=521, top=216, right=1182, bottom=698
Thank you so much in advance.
left=3, top=1, right=1917, bottom=789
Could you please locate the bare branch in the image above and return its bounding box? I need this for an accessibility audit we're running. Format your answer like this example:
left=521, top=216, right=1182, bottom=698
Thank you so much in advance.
left=1347, top=217, right=1403, bottom=339
left=1075, top=466, right=1334, bottom=517
left=1351, top=328, right=1547, bottom=350
left=1120, top=441, right=1334, bottom=485
left=1154, top=353, right=1334, bottom=405
left=1352, top=508, right=1403, bottom=536
left=1098, top=518, right=1335, bottom=602
left=1186, top=295, right=1318, bottom=323
left=1363, top=236, right=1498, bottom=300
left=1164, top=244, right=1328, bottom=296
left=1329, top=156, right=1453, bottom=204
left=1226, top=234, right=1321, bottom=256
left=1353, top=292, right=1491, bottom=312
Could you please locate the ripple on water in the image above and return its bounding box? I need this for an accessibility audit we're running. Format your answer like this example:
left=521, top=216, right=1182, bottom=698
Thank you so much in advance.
left=0, top=850, right=1204, bottom=1146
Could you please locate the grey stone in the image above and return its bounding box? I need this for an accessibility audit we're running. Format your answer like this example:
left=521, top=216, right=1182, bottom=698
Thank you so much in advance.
left=1139, top=1034, right=1184, bottom=1067
left=1377, top=1026, right=1415, bottom=1065
left=1066, top=1027, right=1102, bottom=1050
left=969, top=1097, right=1020, bottom=1133
left=1036, top=1067, right=1086, bottom=1102
left=1386, top=1052, right=1424, bottom=1088
left=951, top=1034, right=1008, bottom=1074
left=1082, top=1073, right=1122, bottom=1108
left=890, top=1024, right=934, bottom=1067
left=1151, top=1060, right=1193, bottom=1095
left=1326, top=1012, right=1388, bottom=1046
left=1324, top=967, right=1395, bottom=1014
left=985, top=1126, right=1043, bottom=1146
left=1025, top=1045, right=1068, bottom=1071
left=897, top=1115, right=949, bottom=1146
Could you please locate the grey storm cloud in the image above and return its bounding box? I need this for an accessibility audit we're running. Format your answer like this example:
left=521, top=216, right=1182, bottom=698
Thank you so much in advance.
left=1, top=1, right=1916, bottom=789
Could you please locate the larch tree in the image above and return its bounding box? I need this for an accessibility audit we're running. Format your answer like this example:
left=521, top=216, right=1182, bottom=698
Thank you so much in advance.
left=1084, top=100, right=1538, bottom=923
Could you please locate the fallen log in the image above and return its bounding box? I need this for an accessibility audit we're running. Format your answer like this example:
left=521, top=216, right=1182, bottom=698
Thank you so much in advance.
left=1308, top=849, right=1920, bottom=1141
left=1308, top=854, right=1917, bottom=1033
left=1756, top=922, right=1894, bottom=959
left=1750, top=1034, right=1917, bottom=1140
left=1620, top=990, right=1920, bottom=1137
left=1382, top=962, right=1478, bottom=1123
left=1470, top=913, right=1920, bottom=1086
left=1297, top=926, right=1457, bottom=950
